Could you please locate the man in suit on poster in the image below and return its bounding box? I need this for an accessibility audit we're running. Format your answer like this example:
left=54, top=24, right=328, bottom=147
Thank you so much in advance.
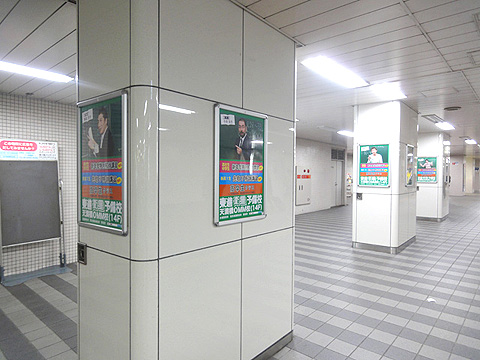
left=235, top=118, right=252, bottom=161
left=87, top=107, right=115, bottom=158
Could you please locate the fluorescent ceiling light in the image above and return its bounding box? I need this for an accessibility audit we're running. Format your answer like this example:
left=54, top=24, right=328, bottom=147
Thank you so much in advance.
left=337, top=130, right=354, bottom=137
left=0, top=61, right=73, bottom=83
left=465, top=139, right=477, bottom=145
left=435, top=122, right=455, bottom=130
left=370, top=82, right=406, bottom=100
left=443, top=140, right=451, bottom=145
left=159, top=104, right=195, bottom=115
left=301, top=55, right=368, bottom=88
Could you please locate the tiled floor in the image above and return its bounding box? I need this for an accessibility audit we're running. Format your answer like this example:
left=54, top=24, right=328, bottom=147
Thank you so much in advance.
left=1, top=196, right=479, bottom=360
left=273, top=195, right=480, bottom=360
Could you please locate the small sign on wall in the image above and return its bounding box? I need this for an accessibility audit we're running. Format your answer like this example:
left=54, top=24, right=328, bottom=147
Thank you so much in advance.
left=296, top=166, right=311, bottom=205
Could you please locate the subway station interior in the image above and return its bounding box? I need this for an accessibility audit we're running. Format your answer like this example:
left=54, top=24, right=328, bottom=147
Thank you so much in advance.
left=1, top=0, right=480, bottom=359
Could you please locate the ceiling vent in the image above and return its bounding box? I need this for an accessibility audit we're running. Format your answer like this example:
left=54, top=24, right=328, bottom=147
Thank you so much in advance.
left=444, top=106, right=461, bottom=111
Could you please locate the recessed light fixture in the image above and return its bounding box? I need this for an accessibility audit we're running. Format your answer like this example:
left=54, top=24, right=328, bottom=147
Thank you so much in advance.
left=301, top=55, right=368, bottom=88
left=465, top=139, right=477, bottom=145
left=421, top=114, right=443, bottom=123
left=435, top=122, right=455, bottom=131
left=337, top=130, right=354, bottom=137
left=370, top=82, right=406, bottom=100
left=443, top=140, right=451, bottom=145
left=0, top=61, right=73, bottom=83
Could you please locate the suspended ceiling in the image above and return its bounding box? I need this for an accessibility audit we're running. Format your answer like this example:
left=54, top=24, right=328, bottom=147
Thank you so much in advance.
left=1, top=0, right=480, bottom=156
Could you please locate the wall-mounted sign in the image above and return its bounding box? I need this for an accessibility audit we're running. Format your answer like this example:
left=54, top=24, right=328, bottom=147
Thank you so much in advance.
left=417, top=157, right=437, bottom=183
left=214, top=104, right=267, bottom=225
left=78, top=91, right=127, bottom=234
left=0, top=139, right=57, bottom=161
left=406, top=144, right=415, bottom=186
left=358, top=144, right=389, bottom=187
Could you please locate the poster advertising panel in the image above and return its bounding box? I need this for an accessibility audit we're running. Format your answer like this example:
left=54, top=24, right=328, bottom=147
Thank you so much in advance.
left=0, top=139, right=57, bottom=161
left=78, top=91, right=127, bottom=234
left=406, top=144, right=415, bottom=186
left=358, top=144, right=389, bottom=187
left=214, top=104, right=267, bottom=226
left=417, top=157, right=437, bottom=183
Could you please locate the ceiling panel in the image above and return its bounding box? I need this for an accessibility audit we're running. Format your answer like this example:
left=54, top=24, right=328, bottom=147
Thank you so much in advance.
left=412, top=0, right=480, bottom=23
left=404, top=0, right=454, bottom=13
left=280, top=0, right=399, bottom=36
left=246, top=0, right=306, bottom=18
left=295, top=9, right=413, bottom=46
left=0, top=0, right=65, bottom=59
left=265, top=0, right=357, bottom=29
left=2, top=3, right=75, bottom=65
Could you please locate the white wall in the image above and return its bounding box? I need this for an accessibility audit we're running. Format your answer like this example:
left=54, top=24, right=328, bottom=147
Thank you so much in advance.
left=450, top=156, right=465, bottom=196
left=0, top=93, right=77, bottom=275
left=295, top=138, right=346, bottom=214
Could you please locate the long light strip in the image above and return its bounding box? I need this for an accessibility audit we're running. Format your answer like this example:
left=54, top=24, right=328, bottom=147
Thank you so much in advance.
left=301, top=55, right=368, bottom=88
left=158, top=104, right=195, bottom=115
left=0, top=61, right=73, bottom=83
left=435, top=122, right=455, bottom=130
left=337, top=130, right=354, bottom=137
left=465, top=139, right=477, bottom=145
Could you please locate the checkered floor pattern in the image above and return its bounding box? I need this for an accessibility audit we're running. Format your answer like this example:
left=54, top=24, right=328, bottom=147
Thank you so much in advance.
left=1, top=196, right=479, bottom=360
left=273, top=196, right=480, bottom=360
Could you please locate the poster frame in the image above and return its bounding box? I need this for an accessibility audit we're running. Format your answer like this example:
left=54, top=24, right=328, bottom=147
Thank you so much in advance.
left=417, top=156, right=438, bottom=184
left=358, top=144, right=390, bottom=188
left=77, top=90, right=128, bottom=235
left=214, top=104, right=267, bottom=226
left=405, top=144, right=415, bottom=187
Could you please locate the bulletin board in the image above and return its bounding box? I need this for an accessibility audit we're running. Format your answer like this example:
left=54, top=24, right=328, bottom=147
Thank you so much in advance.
left=0, top=161, right=61, bottom=246
left=0, top=139, right=61, bottom=247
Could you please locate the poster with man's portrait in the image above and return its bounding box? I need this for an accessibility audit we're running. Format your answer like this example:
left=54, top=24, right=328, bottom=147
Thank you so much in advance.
left=78, top=93, right=127, bottom=234
left=215, top=105, right=267, bottom=225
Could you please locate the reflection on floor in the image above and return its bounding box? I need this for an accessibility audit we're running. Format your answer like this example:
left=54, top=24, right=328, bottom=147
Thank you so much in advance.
left=1, top=196, right=480, bottom=360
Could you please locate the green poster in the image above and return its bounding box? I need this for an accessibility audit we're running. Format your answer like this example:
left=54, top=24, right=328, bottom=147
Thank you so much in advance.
left=78, top=92, right=127, bottom=234
left=359, top=144, right=389, bottom=187
left=417, top=157, right=437, bottom=183
left=215, top=105, right=267, bottom=225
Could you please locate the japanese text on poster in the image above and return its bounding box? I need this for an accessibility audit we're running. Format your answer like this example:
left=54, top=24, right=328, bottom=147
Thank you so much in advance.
left=417, top=157, right=437, bottom=183
left=79, top=95, right=125, bottom=231
left=0, top=139, right=57, bottom=160
left=216, top=105, right=267, bottom=225
left=359, top=144, right=389, bottom=187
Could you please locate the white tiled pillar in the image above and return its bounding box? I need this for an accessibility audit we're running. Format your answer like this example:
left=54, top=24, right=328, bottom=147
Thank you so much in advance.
left=417, top=132, right=450, bottom=221
left=77, top=0, right=295, bottom=359
left=352, top=101, right=418, bottom=253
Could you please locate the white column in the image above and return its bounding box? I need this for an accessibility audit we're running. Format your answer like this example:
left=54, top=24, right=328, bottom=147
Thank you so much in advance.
left=417, top=133, right=450, bottom=221
left=352, top=101, right=417, bottom=253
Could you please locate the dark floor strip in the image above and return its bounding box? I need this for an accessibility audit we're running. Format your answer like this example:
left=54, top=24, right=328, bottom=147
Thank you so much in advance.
left=6, top=284, right=77, bottom=352
left=0, top=308, right=45, bottom=360
left=40, top=274, right=77, bottom=303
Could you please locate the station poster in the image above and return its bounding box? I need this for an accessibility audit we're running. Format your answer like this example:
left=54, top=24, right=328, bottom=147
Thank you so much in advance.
left=417, top=157, right=437, bottom=183
left=214, top=104, right=267, bottom=225
left=78, top=92, right=127, bottom=234
left=358, top=144, right=389, bottom=187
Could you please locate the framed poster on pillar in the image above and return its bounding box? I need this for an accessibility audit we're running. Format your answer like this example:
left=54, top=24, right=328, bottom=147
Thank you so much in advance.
left=406, top=144, right=415, bottom=187
left=214, top=104, right=267, bottom=226
left=417, top=157, right=437, bottom=183
left=77, top=91, right=128, bottom=235
left=358, top=144, right=389, bottom=187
